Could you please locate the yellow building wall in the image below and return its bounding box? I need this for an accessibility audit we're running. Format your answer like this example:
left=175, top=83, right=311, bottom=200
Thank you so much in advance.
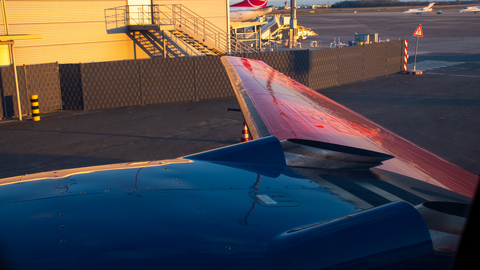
left=154, top=0, right=229, bottom=33
left=0, top=45, right=10, bottom=65
left=0, top=0, right=228, bottom=65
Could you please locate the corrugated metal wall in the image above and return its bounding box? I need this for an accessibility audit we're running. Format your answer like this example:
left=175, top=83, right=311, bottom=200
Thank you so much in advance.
left=154, top=0, right=229, bottom=33
left=1, top=0, right=142, bottom=65
left=1, top=41, right=405, bottom=118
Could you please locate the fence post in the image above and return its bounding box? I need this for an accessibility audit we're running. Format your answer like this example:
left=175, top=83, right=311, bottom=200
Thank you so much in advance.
left=11, top=44, right=22, bottom=121
left=31, top=95, right=40, bottom=121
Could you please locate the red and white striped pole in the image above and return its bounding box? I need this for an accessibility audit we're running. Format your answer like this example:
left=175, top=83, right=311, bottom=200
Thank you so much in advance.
left=404, top=39, right=408, bottom=72
left=240, top=121, right=249, bottom=142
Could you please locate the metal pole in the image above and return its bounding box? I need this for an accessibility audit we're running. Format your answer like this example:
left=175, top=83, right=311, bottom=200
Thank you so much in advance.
left=414, top=36, right=419, bottom=72
left=1, top=0, right=8, bottom=35
left=269, top=31, right=272, bottom=51
left=133, top=40, right=137, bottom=60
left=11, top=43, right=22, bottom=121
left=2, top=0, right=23, bottom=121
left=150, top=1, right=154, bottom=24
left=289, top=0, right=297, bottom=49
left=1, top=0, right=12, bottom=64
left=258, top=26, right=262, bottom=52
left=226, top=0, right=231, bottom=54
left=163, top=30, right=166, bottom=59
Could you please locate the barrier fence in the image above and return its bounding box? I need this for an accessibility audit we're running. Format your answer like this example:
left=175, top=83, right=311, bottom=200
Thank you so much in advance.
left=0, top=63, right=62, bottom=119
left=0, top=40, right=404, bottom=118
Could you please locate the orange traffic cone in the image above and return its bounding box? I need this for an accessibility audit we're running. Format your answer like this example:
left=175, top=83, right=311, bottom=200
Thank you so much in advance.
left=240, top=121, right=249, bottom=142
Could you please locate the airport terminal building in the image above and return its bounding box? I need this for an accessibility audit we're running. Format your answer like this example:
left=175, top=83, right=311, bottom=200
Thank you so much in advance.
left=0, top=0, right=230, bottom=65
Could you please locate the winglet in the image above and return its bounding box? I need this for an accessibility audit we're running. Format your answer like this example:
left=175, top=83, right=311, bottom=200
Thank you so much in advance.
left=221, top=56, right=270, bottom=140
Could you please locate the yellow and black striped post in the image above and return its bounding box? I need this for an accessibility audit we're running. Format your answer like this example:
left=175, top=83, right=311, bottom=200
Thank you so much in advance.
left=30, top=94, right=40, bottom=121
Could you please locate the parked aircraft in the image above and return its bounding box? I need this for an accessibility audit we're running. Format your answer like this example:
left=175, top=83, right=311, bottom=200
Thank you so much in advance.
left=459, top=6, right=480, bottom=13
left=403, top=2, right=435, bottom=14
left=230, top=0, right=274, bottom=22
left=0, top=56, right=478, bottom=269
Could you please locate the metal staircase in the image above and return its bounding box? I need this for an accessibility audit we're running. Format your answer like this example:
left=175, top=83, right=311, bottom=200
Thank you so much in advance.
left=170, top=30, right=219, bottom=56
left=105, top=4, right=257, bottom=58
left=127, top=30, right=186, bottom=58
left=128, top=31, right=164, bottom=58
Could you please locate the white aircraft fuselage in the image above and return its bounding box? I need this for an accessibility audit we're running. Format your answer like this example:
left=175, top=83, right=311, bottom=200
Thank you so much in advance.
left=230, top=6, right=274, bottom=22
left=459, top=6, right=480, bottom=13
left=403, top=3, right=435, bottom=14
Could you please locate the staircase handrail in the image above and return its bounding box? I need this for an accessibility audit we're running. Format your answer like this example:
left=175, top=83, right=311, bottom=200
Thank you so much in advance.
left=104, top=6, right=128, bottom=30
left=169, top=5, right=227, bottom=52
left=261, top=16, right=279, bottom=34
left=152, top=5, right=174, bottom=25
left=105, top=4, right=257, bottom=54
left=162, top=31, right=203, bottom=57
left=137, top=5, right=152, bottom=25
left=169, top=4, right=256, bottom=54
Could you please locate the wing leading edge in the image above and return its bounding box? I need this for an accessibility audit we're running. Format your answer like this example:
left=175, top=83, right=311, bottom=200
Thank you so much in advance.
left=221, top=56, right=478, bottom=198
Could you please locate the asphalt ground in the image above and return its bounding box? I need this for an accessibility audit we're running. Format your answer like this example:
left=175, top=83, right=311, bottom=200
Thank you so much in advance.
left=0, top=11, right=479, bottom=179
left=294, top=9, right=480, bottom=54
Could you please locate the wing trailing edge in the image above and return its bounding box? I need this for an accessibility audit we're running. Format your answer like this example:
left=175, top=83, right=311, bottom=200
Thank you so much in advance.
left=221, top=56, right=478, bottom=198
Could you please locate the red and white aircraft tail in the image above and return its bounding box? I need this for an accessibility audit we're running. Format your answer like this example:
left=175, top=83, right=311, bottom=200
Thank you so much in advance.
left=230, top=0, right=273, bottom=22
left=231, top=0, right=268, bottom=8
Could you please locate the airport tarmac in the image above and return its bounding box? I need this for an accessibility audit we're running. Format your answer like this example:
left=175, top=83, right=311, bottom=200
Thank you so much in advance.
left=295, top=10, right=480, bottom=54
left=0, top=11, right=479, bottom=180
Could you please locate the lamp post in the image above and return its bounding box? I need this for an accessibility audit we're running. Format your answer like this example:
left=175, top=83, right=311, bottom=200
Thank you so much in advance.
left=289, top=0, right=297, bottom=49
left=1, top=0, right=23, bottom=121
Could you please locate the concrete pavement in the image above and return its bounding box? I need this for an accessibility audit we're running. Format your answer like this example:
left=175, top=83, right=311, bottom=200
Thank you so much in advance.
left=1, top=10, right=479, bottom=179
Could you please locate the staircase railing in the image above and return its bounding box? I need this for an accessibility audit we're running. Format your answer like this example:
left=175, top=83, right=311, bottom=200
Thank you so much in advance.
left=153, top=5, right=174, bottom=25
left=168, top=4, right=256, bottom=54
left=161, top=31, right=203, bottom=57
left=105, top=5, right=173, bottom=30
left=105, top=6, right=127, bottom=29
left=105, top=4, right=257, bottom=54
left=171, top=5, right=224, bottom=51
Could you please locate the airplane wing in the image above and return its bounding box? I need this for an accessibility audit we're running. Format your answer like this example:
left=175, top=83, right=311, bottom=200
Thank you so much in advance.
left=0, top=56, right=478, bottom=269
left=221, top=56, right=478, bottom=198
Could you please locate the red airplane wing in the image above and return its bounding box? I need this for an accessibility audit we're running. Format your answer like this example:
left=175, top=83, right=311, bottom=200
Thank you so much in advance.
left=221, top=56, right=478, bottom=198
